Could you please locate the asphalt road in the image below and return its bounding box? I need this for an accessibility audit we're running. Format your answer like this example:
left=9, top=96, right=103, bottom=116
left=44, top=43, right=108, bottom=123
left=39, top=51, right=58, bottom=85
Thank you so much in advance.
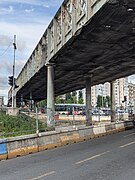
left=0, top=128, right=135, bottom=180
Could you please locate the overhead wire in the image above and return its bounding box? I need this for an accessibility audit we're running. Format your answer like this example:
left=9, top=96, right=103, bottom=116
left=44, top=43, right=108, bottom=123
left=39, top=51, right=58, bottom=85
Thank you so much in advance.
left=0, top=40, right=13, bottom=57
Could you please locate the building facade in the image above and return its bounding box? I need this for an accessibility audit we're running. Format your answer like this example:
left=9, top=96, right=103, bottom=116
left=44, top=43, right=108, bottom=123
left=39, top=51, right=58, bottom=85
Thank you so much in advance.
left=0, top=96, right=4, bottom=109
left=128, top=82, right=135, bottom=106
left=81, top=77, right=129, bottom=108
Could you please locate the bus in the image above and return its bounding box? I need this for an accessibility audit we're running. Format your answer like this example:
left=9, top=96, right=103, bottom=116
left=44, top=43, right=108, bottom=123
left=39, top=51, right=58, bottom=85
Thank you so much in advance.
left=55, top=104, right=85, bottom=115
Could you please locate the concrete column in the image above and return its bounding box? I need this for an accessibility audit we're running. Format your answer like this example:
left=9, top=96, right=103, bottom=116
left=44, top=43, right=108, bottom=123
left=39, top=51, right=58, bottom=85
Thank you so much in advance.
left=86, top=77, right=92, bottom=126
left=14, top=94, right=16, bottom=108
left=110, top=81, right=116, bottom=122
left=47, top=64, right=55, bottom=126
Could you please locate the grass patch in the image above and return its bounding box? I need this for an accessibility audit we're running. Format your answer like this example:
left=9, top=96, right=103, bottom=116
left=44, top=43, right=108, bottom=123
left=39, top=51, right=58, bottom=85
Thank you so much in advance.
left=0, top=113, right=46, bottom=138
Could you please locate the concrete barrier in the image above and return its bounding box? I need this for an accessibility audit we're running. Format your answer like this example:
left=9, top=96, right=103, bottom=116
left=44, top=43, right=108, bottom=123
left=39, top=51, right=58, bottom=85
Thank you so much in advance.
left=105, top=124, right=116, bottom=134
left=0, top=121, right=134, bottom=161
left=78, top=127, right=94, bottom=141
left=124, top=121, right=134, bottom=130
left=0, top=139, right=7, bottom=160
left=6, top=134, right=38, bottom=159
left=38, top=131, right=61, bottom=151
left=93, top=126, right=106, bottom=137
left=115, top=122, right=125, bottom=132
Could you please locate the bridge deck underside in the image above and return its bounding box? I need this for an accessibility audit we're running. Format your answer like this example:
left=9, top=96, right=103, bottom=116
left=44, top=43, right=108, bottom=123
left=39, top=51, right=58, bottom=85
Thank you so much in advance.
left=17, top=0, right=135, bottom=102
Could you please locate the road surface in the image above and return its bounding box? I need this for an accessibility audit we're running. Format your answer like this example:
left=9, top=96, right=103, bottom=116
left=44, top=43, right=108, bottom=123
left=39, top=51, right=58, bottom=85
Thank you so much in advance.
left=0, top=128, right=135, bottom=180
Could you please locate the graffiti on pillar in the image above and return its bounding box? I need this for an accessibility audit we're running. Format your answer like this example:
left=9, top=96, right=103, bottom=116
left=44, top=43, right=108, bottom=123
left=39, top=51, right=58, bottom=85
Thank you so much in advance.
left=47, top=108, right=54, bottom=125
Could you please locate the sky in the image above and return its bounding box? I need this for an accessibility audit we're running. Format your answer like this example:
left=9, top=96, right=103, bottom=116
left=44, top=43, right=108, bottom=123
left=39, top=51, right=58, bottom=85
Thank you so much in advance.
left=0, top=0, right=63, bottom=104
left=0, top=0, right=135, bottom=105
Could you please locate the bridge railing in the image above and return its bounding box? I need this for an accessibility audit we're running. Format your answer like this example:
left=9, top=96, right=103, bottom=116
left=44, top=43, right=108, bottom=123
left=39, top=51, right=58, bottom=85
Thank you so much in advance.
left=10, top=0, right=108, bottom=100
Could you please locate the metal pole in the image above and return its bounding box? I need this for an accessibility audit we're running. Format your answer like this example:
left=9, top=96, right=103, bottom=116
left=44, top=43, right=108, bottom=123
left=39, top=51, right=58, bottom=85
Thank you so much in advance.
left=12, top=35, right=17, bottom=108
left=30, top=92, right=32, bottom=111
left=73, top=106, right=75, bottom=125
left=36, top=106, right=39, bottom=134
left=98, top=107, right=100, bottom=123
left=111, top=81, right=116, bottom=122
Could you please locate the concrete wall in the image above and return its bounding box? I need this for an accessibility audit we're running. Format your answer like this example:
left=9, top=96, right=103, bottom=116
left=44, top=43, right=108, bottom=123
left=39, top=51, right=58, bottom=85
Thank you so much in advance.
left=0, top=121, right=134, bottom=160
left=6, top=108, right=19, bottom=116
left=58, top=114, right=128, bottom=121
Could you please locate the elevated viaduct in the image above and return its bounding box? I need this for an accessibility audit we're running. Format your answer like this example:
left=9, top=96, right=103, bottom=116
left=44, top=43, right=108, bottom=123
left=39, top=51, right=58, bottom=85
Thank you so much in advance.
left=8, top=0, right=135, bottom=125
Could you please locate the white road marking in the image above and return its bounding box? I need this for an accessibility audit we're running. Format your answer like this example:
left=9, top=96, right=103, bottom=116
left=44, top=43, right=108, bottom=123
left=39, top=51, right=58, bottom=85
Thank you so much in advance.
left=124, top=133, right=135, bottom=137
left=75, top=151, right=110, bottom=165
left=28, top=171, right=56, bottom=180
left=120, top=141, right=135, bottom=148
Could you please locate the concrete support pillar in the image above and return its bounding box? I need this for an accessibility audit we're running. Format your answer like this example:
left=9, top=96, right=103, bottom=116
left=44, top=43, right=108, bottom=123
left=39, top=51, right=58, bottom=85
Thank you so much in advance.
left=86, top=77, right=92, bottom=126
left=47, top=64, right=55, bottom=126
left=110, top=81, right=116, bottom=122
left=14, top=95, right=16, bottom=108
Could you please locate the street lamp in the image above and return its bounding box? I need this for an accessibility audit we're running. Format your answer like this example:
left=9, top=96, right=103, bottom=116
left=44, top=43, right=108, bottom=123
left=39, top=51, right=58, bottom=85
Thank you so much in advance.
left=12, top=35, right=17, bottom=108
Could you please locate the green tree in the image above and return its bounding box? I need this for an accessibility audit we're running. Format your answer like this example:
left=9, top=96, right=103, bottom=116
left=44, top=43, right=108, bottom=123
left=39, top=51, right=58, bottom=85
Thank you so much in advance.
left=55, top=96, right=64, bottom=104
left=78, top=90, right=84, bottom=104
left=65, top=93, right=72, bottom=101
left=72, top=91, right=77, bottom=96
left=71, top=91, right=77, bottom=104
left=105, top=96, right=111, bottom=107
left=65, top=92, right=77, bottom=104
left=72, top=95, right=77, bottom=104
left=96, top=95, right=102, bottom=107
left=78, top=97, right=84, bottom=104
left=38, top=99, right=47, bottom=108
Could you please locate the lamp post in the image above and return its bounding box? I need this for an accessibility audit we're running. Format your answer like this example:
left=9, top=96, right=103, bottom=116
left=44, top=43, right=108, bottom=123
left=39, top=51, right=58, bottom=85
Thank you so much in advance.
left=12, top=35, right=17, bottom=108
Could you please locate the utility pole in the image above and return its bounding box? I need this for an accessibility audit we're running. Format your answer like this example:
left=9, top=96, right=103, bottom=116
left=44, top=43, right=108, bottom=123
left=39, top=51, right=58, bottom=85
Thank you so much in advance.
left=12, top=35, right=17, bottom=108
left=102, top=85, right=103, bottom=107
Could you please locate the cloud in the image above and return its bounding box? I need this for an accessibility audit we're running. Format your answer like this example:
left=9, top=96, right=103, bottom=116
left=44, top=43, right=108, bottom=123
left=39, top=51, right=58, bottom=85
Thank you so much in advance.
left=43, top=5, right=50, bottom=8
left=25, top=8, right=34, bottom=13
left=0, top=34, right=26, bottom=53
left=0, top=20, right=48, bottom=59
left=0, top=35, right=12, bottom=47
left=0, top=61, right=12, bottom=74
left=0, top=0, right=63, bottom=7
left=0, top=60, right=25, bottom=76
left=17, top=40, right=26, bottom=52
left=15, top=60, right=26, bottom=75
left=0, top=6, right=14, bottom=14
left=0, top=0, right=63, bottom=104
left=0, top=76, right=8, bottom=86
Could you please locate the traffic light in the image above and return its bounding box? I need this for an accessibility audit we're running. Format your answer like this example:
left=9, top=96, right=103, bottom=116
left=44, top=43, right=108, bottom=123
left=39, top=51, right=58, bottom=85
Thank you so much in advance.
left=8, top=76, right=13, bottom=86
left=8, top=76, right=19, bottom=88
left=124, top=96, right=127, bottom=102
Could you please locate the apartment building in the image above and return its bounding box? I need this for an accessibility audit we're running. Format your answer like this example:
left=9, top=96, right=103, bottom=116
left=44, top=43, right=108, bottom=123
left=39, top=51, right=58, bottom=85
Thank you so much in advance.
left=128, top=82, right=135, bottom=106
left=81, top=77, right=128, bottom=108
left=114, top=78, right=128, bottom=108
